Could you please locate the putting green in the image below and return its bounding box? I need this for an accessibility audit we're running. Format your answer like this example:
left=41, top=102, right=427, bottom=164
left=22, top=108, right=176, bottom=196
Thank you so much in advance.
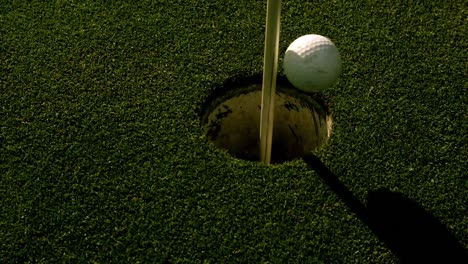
left=1, top=1, right=466, bottom=262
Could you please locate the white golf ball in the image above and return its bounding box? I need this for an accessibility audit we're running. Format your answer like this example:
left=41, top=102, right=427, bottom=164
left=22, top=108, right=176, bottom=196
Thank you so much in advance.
left=283, top=34, right=342, bottom=93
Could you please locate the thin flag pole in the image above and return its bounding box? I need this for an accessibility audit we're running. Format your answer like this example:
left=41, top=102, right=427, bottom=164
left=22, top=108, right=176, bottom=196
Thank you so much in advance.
left=260, top=0, right=281, bottom=164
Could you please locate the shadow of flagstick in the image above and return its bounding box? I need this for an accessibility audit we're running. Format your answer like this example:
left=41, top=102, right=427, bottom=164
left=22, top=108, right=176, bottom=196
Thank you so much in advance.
left=303, top=154, right=468, bottom=263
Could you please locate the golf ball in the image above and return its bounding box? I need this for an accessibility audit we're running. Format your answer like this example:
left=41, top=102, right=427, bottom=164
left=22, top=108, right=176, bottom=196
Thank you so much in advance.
left=283, top=34, right=342, bottom=93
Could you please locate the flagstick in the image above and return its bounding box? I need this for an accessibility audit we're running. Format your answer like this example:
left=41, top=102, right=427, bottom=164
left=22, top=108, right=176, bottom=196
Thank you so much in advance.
left=260, top=0, right=281, bottom=164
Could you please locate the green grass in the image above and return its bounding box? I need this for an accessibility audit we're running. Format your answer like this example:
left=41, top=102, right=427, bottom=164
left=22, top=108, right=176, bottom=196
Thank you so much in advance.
left=1, top=0, right=466, bottom=262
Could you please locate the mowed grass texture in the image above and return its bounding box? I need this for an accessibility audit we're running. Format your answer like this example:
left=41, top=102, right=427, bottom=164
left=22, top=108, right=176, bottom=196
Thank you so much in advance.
left=1, top=0, right=466, bottom=262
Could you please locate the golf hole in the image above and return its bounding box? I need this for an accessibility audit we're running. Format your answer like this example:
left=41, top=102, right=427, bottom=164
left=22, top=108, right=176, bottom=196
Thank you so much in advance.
left=200, top=75, right=333, bottom=164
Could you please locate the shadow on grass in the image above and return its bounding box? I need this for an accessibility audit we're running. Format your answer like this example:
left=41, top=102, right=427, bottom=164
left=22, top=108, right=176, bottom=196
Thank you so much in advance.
left=303, top=154, right=468, bottom=263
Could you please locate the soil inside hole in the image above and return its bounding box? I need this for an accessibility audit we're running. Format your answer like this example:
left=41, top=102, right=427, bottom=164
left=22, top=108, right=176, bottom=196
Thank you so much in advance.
left=201, top=75, right=332, bottom=164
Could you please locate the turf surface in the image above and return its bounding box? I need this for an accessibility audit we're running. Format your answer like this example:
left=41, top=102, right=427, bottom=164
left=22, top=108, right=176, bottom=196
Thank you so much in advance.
left=1, top=0, right=467, bottom=262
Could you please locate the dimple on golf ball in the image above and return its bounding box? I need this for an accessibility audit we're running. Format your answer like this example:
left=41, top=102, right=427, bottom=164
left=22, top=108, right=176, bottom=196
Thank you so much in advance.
left=283, top=34, right=342, bottom=93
